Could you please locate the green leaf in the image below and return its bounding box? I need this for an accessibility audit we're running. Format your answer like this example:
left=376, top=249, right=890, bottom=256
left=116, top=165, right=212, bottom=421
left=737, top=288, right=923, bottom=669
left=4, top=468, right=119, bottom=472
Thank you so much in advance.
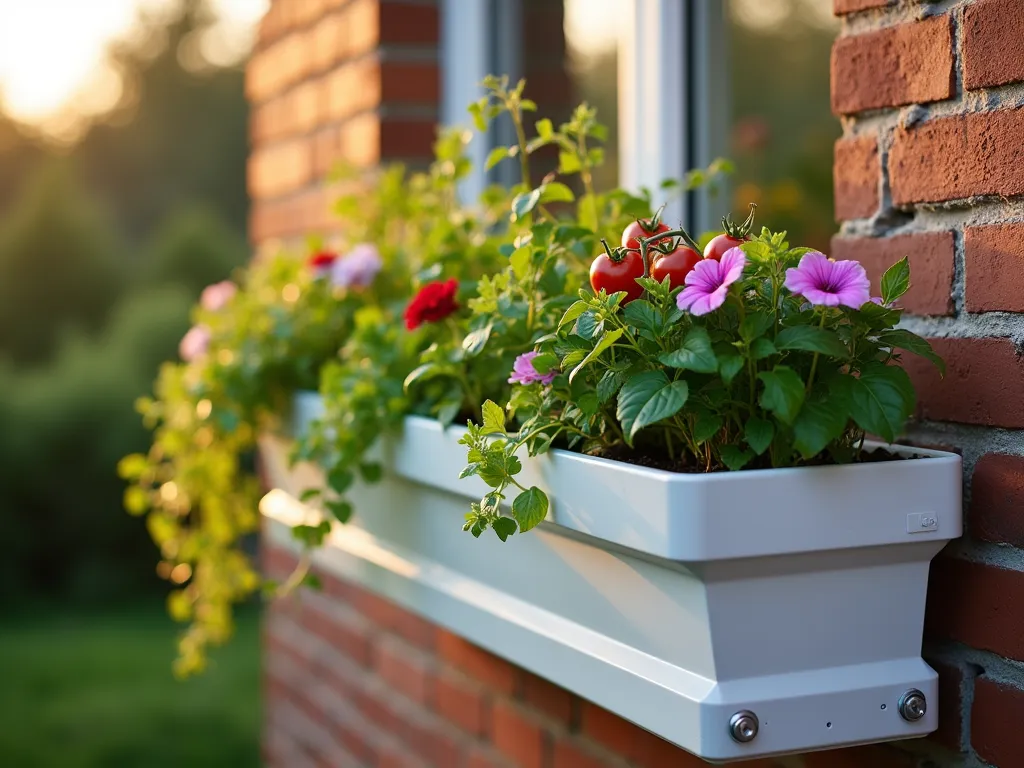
left=693, top=410, right=724, bottom=443
left=616, top=371, right=689, bottom=444
left=536, top=117, right=554, bottom=139
left=720, top=445, right=754, bottom=471
left=512, top=487, right=549, bottom=532
left=757, top=366, right=806, bottom=425
left=481, top=400, right=507, bottom=435
left=740, top=311, right=773, bottom=341
left=718, top=354, right=745, bottom=385
left=327, top=467, right=353, bottom=495
left=510, top=248, right=531, bottom=280
left=436, top=399, right=461, bottom=425
left=325, top=499, right=353, bottom=523
left=623, top=300, right=661, bottom=335
left=573, top=311, right=603, bottom=340
left=570, top=329, right=623, bottom=383
left=793, top=400, right=849, bottom=459
left=775, top=326, right=848, bottom=358
left=881, top=256, right=910, bottom=305
left=493, top=517, right=518, bottom=542
left=597, top=368, right=628, bottom=403
left=749, top=337, right=777, bottom=361
left=530, top=353, right=559, bottom=375
left=404, top=363, right=444, bottom=392
left=538, top=182, right=575, bottom=204
left=459, top=463, right=480, bottom=480
left=299, top=488, right=321, bottom=503
left=558, top=150, right=582, bottom=174
left=833, top=363, right=914, bottom=443
left=744, top=417, right=775, bottom=456
left=558, top=300, right=590, bottom=330
left=876, top=330, right=945, bottom=375
left=462, top=325, right=492, bottom=357
left=659, top=327, right=718, bottom=373
left=123, top=486, right=149, bottom=516
left=511, top=188, right=542, bottom=221
left=485, top=146, right=510, bottom=170
left=359, top=462, right=383, bottom=482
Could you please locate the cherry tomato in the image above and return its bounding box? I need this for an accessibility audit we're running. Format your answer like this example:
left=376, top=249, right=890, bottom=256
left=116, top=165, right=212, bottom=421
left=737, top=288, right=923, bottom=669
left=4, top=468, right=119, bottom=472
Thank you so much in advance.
left=621, top=218, right=672, bottom=251
left=590, top=248, right=645, bottom=303
left=651, top=243, right=702, bottom=288
left=703, top=233, right=748, bottom=262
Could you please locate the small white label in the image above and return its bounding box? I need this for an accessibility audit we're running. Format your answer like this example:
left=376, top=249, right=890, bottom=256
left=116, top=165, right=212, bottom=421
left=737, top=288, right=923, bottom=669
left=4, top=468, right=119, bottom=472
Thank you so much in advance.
left=907, top=512, right=939, bottom=534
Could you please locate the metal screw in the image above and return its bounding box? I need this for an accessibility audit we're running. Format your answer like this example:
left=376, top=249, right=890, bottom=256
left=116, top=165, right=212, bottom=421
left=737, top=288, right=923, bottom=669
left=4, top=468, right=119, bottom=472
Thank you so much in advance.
left=898, top=689, right=927, bottom=722
left=729, top=710, right=759, bottom=743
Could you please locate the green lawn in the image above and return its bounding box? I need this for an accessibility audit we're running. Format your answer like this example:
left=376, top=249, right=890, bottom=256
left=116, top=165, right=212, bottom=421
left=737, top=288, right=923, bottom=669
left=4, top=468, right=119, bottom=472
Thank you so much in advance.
left=0, top=603, right=261, bottom=768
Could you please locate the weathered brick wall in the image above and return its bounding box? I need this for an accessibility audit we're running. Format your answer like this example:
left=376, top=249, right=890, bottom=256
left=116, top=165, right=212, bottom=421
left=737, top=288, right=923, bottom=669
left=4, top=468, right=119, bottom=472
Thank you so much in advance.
left=254, top=0, right=1024, bottom=765
left=832, top=1, right=1024, bottom=765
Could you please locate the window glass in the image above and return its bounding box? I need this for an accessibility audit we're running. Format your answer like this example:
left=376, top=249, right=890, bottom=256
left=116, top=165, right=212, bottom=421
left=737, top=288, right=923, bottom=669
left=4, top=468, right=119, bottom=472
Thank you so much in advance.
left=728, top=0, right=840, bottom=250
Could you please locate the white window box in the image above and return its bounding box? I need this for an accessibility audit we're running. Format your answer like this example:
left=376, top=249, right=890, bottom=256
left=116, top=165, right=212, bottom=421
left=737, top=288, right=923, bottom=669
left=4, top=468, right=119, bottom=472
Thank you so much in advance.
left=259, top=392, right=961, bottom=762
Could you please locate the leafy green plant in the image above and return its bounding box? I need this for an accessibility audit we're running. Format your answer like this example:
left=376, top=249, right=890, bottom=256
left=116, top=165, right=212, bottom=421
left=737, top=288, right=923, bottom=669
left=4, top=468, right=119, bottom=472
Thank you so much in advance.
left=458, top=226, right=944, bottom=540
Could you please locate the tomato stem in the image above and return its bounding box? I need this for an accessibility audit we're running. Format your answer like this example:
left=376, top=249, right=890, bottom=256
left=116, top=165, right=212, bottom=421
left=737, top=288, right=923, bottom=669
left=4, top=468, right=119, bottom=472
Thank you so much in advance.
left=722, top=202, right=757, bottom=240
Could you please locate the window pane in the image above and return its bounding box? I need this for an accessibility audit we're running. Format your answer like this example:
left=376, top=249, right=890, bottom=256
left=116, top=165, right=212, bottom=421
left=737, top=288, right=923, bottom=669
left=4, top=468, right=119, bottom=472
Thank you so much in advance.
left=728, top=0, right=839, bottom=251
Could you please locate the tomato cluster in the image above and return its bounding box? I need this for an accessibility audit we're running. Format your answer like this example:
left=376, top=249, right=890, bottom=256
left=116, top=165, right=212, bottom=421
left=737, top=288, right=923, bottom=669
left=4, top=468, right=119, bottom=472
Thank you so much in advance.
left=589, top=204, right=756, bottom=303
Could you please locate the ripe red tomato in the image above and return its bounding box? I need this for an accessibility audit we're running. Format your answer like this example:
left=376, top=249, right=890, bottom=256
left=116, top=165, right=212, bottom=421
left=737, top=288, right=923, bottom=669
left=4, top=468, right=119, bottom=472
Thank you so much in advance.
left=651, top=243, right=702, bottom=288
left=590, top=248, right=645, bottom=303
left=703, top=233, right=747, bottom=262
left=704, top=203, right=757, bottom=261
left=621, top=218, right=672, bottom=251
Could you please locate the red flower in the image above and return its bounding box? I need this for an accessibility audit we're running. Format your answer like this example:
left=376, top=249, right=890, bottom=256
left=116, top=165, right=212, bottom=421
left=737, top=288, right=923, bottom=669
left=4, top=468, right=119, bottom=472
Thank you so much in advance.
left=404, top=278, right=460, bottom=330
left=308, top=251, right=338, bottom=272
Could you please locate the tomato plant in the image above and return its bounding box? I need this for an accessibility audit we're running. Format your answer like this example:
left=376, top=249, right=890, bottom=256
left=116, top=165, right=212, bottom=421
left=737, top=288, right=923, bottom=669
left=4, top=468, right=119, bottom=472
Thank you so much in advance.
left=590, top=241, right=645, bottom=303
left=703, top=203, right=758, bottom=261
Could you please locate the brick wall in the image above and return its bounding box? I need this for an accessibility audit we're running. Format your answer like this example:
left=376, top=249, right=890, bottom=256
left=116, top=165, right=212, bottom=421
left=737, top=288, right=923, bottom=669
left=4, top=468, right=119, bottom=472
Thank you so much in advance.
left=254, top=0, right=1024, bottom=766
left=832, top=1, right=1024, bottom=765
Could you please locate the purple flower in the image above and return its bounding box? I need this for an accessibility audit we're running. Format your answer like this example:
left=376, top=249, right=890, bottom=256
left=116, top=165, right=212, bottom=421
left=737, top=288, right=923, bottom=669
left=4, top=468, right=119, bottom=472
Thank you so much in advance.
left=676, top=247, right=747, bottom=316
left=870, top=296, right=884, bottom=305
left=331, top=244, right=382, bottom=289
left=200, top=280, right=237, bottom=312
left=784, top=251, right=871, bottom=309
left=508, top=351, right=557, bottom=386
left=179, top=325, right=211, bottom=362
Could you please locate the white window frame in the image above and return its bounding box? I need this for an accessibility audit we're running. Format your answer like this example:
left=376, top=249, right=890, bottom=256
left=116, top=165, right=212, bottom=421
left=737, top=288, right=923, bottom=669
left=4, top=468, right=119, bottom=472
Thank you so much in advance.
left=440, top=0, right=728, bottom=232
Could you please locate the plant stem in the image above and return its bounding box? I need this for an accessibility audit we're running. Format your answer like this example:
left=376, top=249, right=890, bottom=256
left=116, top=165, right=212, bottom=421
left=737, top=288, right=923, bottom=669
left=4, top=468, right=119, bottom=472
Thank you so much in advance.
left=805, top=310, right=829, bottom=393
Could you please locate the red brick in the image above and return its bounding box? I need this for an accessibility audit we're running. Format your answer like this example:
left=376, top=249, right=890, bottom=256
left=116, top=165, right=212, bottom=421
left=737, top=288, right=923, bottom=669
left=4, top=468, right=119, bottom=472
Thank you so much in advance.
left=374, top=637, right=431, bottom=703
left=351, top=587, right=436, bottom=650
left=971, top=677, right=1024, bottom=767
left=249, top=187, right=335, bottom=243
left=248, top=138, right=313, bottom=200
left=432, top=669, right=488, bottom=737
left=631, top=729, right=706, bottom=768
left=380, top=61, right=440, bottom=105
left=380, top=118, right=437, bottom=161
left=926, top=558, right=1024, bottom=662
left=965, top=224, right=1024, bottom=312
left=963, top=0, right=1024, bottom=90
left=890, top=108, right=1024, bottom=206
left=491, top=701, right=546, bottom=768
left=552, top=740, right=619, bottom=768
left=521, top=672, right=573, bottom=726
left=804, top=744, right=916, bottom=767
left=830, top=232, right=954, bottom=315
left=831, top=16, right=955, bottom=114
left=300, top=598, right=373, bottom=666
left=904, top=337, right=1024, bottom=428
left=437, top=631, right=520, bottom=694
left=379, top=1, right=440, bottom=45
left=580, top=703, right=643, bottom=756
left=927, top=660, right=964, bottom=752
left=833, top=0, right=891, bottom=13
left=466, top=747, right=515, bottom=768
left=970, top=453, right=1024, bottom=546
left=834, top=136, right=879, bottom=220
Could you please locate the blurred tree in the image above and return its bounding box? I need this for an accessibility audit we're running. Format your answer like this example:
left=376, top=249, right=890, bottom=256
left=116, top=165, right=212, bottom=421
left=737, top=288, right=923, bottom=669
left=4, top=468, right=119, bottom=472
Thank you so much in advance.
left=0, top=161, right=124, bottom=366
left=0, top=110, right=46, bottom=216
left=78, top=0, right=249, bottom=244
left=143, top=206, right=248, bottom=295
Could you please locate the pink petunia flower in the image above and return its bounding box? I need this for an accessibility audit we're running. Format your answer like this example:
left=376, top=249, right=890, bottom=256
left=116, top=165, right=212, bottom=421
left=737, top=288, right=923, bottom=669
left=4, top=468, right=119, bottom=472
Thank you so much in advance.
left=784, top=251, right=871, bottom=308
left=676, top=247, right=747, bottom=316
left=331, top=243, right=383, bottom=289
left=200, top=280, right=237, bottom=312
left=508, top=351, right=557, bottom=386
left=179, top=324, right=211, bottom=362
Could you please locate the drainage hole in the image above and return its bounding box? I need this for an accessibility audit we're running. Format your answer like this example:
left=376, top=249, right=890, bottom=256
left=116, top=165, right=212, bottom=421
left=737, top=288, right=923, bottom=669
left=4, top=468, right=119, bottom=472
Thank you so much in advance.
left=826, top=722, right=832, bottom=729
left=880, top=704, right=887, bottom=710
